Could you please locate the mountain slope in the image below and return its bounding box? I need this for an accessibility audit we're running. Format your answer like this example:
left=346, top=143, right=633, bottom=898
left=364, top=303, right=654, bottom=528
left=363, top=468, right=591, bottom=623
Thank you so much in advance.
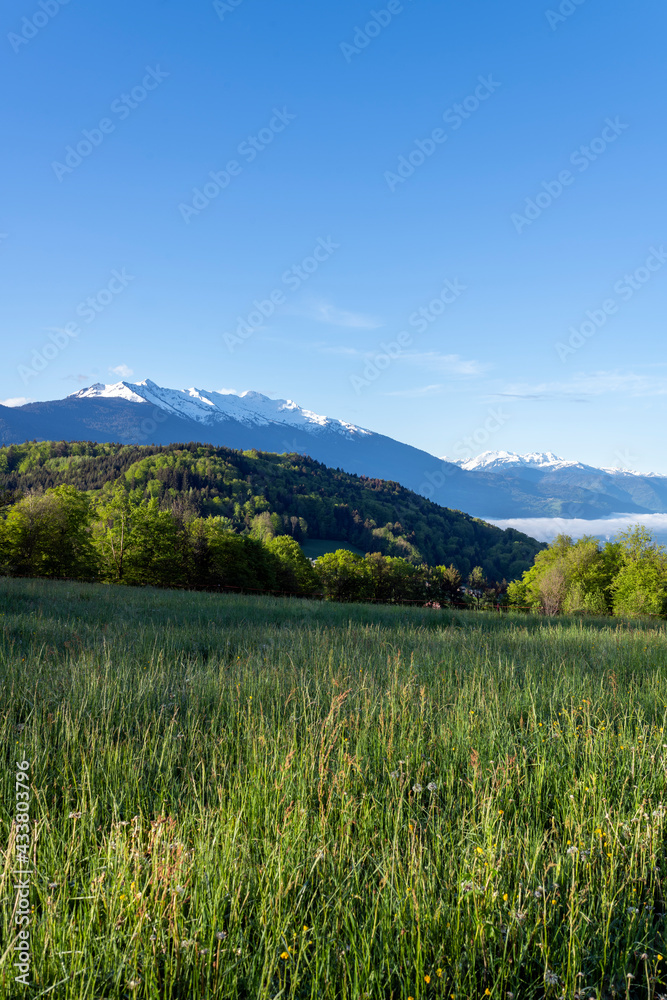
left=448, top=450, right=667, bottom=518
left=2, top=382, right=667, bottom=518
left=0, top=383, right=485, bottom=511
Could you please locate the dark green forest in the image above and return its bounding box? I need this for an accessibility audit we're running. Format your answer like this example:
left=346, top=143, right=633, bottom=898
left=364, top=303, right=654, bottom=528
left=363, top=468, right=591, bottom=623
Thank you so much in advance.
left=0, top=440, right=543, bottom=582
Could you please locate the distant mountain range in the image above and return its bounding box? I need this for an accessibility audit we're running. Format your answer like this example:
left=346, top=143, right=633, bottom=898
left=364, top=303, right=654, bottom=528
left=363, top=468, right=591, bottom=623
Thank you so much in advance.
left=2, top=380, right=667, bottom=520
left=450, top=450, right=632, bottom=474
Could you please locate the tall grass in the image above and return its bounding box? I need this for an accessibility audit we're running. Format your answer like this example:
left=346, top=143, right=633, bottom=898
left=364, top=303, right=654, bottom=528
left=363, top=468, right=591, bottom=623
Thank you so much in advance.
left=0, top=577, right=666, bottom=999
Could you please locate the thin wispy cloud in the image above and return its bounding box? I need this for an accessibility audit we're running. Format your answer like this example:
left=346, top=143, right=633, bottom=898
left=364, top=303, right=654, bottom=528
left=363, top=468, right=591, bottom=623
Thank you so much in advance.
left=318, top=345, right=365, bottom=357
left=402, top=352, right=489, bottom=377
left=494, top=371, right=667, bottom=401
left=109, top=364, right=134, bottom=378
left=298, top=300, right=382, bottom=330
left=317, top=345, right=486, bottom=377
left=384, top=384, right=444, bottom=398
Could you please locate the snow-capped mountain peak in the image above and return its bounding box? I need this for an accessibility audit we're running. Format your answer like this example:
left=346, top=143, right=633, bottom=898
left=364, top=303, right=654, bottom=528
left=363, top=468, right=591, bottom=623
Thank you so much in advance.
left=444, top=450, right=583, bottom=472
left=68, top=379, right=370, bottom=438
left=71, top=380, right=149, bottom=404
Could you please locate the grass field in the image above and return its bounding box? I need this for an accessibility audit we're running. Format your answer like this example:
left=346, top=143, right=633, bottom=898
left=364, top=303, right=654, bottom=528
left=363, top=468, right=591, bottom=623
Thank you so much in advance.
left=299, top=539, right=366, bottom=561
left=0, top=577, right=666, bottom=1000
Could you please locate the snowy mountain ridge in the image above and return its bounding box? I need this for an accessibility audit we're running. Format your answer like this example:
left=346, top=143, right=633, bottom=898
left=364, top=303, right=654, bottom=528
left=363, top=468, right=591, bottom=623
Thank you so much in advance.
left=446, top=450, right=646, bottom=477
left=70, top=379, right=371, bottom=439
left=448, top=450, right=580, bottom=472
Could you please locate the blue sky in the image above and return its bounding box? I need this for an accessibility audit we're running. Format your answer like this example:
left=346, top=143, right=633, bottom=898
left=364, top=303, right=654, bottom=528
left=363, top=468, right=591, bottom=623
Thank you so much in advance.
left=1, top=0, right=666, bottom=472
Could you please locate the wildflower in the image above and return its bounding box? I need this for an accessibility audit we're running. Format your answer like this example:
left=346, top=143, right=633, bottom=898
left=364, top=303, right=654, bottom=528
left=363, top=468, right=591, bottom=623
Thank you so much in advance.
left=390, top=770, right=399, bottom=780
left=127, top=980, right=141, bottom=990
left=544, top=970, right=559, bottom=985
left=69, top=811, right=82, bottom=820
left=436, top=968, right=443, bottom=977
left=412, top=783, right=423, bottom=793
left=503, top=893, right=508, bottom=901
left=427, top=782, right=437, bottom=792
left=280, top=951, right=289, bottom=960
left=485, top=990, right=492, bottom=996
left=215, top=930, right=227, bottom=940
left=425, top=974, right=431, bottom=983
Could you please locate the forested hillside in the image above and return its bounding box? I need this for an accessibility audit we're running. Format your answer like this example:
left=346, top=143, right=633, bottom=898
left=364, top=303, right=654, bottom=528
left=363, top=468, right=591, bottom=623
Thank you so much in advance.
left=0, top=440, right=544, bottom=582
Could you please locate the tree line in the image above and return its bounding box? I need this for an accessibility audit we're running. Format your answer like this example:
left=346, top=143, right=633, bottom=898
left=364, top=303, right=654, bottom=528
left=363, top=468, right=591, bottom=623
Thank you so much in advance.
left=0, top=440, right=544, bottom=583
left=507, top=528, right=667, bottom=618
left=0, top=482, right=505, bottom=606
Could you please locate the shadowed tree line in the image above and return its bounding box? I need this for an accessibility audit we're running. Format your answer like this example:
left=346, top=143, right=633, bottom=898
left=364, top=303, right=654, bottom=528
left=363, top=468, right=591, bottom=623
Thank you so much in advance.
left=0, top=482, right=498, bottom=606
left=0, top=440, right=544, bottom=582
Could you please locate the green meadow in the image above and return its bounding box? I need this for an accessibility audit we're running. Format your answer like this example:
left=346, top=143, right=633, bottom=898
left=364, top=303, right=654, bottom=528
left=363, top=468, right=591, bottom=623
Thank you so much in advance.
left=0, top=577, right=666, bottom=999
